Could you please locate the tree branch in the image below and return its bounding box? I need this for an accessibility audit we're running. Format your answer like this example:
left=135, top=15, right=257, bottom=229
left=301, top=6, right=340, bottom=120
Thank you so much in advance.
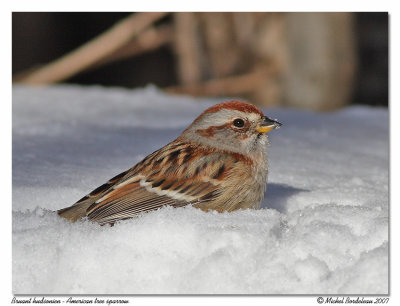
left=18, top=12, right=169, bottom=85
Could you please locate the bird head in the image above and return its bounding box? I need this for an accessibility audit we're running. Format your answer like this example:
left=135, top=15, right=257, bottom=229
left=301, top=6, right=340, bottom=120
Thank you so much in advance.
left=180, top=100, right=282, bottom=155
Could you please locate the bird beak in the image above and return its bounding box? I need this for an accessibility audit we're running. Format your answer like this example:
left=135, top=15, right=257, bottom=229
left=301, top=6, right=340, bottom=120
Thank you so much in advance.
left=256, top=116, right=282, bottom=134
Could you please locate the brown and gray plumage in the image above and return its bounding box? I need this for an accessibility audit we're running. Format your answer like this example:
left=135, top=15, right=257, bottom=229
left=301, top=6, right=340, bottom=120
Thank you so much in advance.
left=58, top=100, right=281, bottom=225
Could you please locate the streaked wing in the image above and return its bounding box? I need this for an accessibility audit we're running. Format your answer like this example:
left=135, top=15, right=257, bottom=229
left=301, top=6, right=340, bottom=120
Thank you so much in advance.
left=86, top=180, right=185, bottom=225
left=60, top=140, right=232, bottom=225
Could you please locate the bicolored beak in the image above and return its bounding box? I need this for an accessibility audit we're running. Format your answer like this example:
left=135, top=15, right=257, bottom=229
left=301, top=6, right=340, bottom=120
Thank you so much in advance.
left=256, top=116, right=282, bottom=134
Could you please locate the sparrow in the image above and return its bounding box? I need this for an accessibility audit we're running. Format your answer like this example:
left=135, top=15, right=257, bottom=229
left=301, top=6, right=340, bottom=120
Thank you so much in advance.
left=58, top=100, right=281, bottom=225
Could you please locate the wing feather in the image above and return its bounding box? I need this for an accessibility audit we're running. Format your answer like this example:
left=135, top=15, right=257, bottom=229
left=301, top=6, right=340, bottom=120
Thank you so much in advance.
left=58, top=141, right=239, bottom=225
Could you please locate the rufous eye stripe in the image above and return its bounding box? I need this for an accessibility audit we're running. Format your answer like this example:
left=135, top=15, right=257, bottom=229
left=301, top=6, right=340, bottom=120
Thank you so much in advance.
left=195, top=123, right=231, bottom=137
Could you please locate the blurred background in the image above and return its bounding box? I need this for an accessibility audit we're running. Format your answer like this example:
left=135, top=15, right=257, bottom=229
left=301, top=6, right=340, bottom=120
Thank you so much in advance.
left=12, top=12, right=388, bottom=111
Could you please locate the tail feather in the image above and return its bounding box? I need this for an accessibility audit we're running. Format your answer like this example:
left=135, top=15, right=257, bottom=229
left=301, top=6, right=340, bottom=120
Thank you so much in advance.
left=58, top=202, right=92, bottom=222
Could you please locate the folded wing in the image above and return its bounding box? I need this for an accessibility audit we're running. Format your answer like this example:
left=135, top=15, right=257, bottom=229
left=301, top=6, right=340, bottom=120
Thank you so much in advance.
left=58, top=141, right=230, bottom=225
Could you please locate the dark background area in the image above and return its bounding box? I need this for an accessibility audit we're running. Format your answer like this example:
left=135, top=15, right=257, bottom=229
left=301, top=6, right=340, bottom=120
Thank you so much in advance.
left=12, top=12, right=388, bottom=107
left=352, top=13, right=388, bottom=107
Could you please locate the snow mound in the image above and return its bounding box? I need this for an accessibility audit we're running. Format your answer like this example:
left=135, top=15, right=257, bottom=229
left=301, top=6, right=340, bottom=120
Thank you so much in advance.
left=12, top=85, right=388, bottom=294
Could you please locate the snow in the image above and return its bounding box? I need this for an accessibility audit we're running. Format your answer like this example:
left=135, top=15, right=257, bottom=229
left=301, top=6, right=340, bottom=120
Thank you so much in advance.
left=12, top=85, right=388, bottom=294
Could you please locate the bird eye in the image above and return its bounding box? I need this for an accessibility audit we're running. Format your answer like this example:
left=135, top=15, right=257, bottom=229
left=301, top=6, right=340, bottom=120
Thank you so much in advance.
left=233, top=118, right=245, bottom=128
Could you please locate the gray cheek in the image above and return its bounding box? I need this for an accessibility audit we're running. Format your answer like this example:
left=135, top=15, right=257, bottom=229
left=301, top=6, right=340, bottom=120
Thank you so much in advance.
left=218, top=130, right=238, bottom=145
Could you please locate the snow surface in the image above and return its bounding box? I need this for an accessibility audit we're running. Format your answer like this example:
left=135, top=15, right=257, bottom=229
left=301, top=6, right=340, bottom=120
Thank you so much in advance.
left=12, top=85, right=389, bottom=294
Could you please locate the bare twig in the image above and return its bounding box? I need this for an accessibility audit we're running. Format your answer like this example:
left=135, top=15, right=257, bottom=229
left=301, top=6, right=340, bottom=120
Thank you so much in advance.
left=173, top=12, right=203, bottom=85
left=199, top=12, right=239, bottom=78
left=165, top=67, right=273, bottom=97
left=92, top=25, right=173, bottom=69
left=19, top=12, right=169, bottom=85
